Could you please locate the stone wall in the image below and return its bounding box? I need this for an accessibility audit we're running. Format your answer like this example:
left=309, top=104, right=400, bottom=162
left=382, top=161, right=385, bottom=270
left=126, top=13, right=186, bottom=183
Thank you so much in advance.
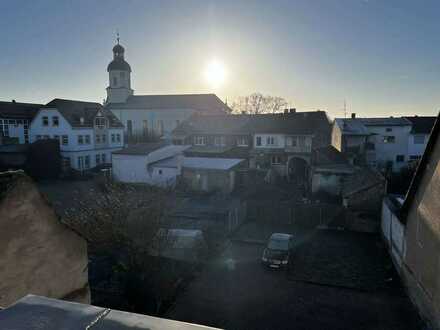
left=0, top=172, right=90, bottom=307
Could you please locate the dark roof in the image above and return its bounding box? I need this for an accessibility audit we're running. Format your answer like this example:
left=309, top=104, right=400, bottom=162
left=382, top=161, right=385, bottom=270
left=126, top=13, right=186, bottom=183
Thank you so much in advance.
left=404, top=116, right=437, bottom=134
left=360, top=117, right=411, bottom=126
left=112, top=142, right=167, bottom=155
left=107, top=58, right=131, bottom=72
left=400, top=112, right=440, bottom=223
left=342, top=168, right=385, bottom=197
left=173, top=114, right=250, bottom=136
left=173, top=111, right=330, bottom=137
left=243, top=111, right=330, bottom=135
left=0, top=100, right=43, bottom=120
left=313, top=145, right=349, bottom=165
left=105, top=94, right=231, bottom=113
left=44, top=99, right=123, bottom=128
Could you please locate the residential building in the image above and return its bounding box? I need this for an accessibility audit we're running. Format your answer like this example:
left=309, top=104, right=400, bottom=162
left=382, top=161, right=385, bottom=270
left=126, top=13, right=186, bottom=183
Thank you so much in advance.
left=0, top=100, right=42, bottom=144
left=104, top=41, right=230, bottom=141
left=404, top=116, right=437, bottom=163
left=172, top=110, right=331, bottom=186
left=112, top=143, right=189, bottom=186
left=30, top=99, right=124, bottom=171
left=332, top=114, right=436, bottom=172
left=0, top=171, right=90, bottom=307
left=381, top=114, right=440, bottom=329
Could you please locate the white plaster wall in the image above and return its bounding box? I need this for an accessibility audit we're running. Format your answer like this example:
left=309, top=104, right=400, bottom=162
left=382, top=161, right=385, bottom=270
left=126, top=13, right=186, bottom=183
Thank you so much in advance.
left=112, top=154, right=149, bottom=182
left=408, top=134, right=429, bottom=158
left=253, top=134, right=286, bottom=148
left=109, top=108, right=195, bottom=139
left=6, top=123, right=25, bottom=144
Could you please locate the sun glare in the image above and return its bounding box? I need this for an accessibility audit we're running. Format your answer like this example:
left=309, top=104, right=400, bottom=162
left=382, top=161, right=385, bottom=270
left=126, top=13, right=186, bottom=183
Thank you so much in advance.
left=204, top=59, right=226, bottom=88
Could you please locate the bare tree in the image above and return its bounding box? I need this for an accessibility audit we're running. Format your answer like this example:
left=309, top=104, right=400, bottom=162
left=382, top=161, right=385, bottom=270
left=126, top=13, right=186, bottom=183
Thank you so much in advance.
left=231, top=93, right=288, bottom=114
left=63, top=182, right=179, bottom=314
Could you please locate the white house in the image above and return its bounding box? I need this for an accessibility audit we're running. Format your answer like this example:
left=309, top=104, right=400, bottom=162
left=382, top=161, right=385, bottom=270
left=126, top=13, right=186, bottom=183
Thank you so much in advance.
left=104, top=40, right=230, bottom=141
left=332, top=115, right=435, bottom=172
left=30, top=99, right=124, bottom=171
left=0, top=100, right=42, bottom=144
left=112, top=143, right=190, bottom=186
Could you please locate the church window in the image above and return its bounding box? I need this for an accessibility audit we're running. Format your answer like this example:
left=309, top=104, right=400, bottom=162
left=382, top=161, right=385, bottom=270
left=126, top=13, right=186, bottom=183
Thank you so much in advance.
left=42, top=116, right=49, bottom=126
left=113, top=77, right=118, bottom=86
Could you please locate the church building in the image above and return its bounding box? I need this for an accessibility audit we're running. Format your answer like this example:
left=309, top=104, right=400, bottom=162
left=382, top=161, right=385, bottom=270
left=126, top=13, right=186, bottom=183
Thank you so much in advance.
left=104, top=40, right=231, bottom=143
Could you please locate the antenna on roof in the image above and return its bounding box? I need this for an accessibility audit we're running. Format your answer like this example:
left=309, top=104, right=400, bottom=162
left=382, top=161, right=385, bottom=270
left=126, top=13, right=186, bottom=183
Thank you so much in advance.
left=344, top=99, right=347, bottom=118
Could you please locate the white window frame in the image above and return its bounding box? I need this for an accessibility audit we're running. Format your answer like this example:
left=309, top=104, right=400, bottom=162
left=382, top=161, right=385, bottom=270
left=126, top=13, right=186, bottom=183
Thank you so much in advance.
left=237, top=136, right=248, bottom=147
left=214, top=136, right=226, bottom=146
left=194, top=136, right=207, bottom=146
left=95, top=117, right=107, bottom=129
left=271, top=155, right=281, bottom=165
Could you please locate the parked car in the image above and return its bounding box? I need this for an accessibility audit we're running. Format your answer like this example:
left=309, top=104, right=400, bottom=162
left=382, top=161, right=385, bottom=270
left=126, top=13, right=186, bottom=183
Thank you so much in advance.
left=261, top=233, right=294, bottom=269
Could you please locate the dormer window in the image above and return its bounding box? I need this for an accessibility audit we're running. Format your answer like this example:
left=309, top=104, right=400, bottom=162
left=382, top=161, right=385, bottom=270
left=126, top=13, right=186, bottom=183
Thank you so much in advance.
left=95, top=117, right=107, bottom=129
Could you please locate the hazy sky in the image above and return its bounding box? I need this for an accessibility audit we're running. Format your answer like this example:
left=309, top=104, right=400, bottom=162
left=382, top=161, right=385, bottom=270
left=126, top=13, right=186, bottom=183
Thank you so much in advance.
left=1, top=0, right=439, bottom=118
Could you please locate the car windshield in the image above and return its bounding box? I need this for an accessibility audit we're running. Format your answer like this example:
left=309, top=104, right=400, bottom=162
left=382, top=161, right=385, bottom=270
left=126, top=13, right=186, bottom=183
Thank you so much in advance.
left=268, top=238, right=289, bottom=250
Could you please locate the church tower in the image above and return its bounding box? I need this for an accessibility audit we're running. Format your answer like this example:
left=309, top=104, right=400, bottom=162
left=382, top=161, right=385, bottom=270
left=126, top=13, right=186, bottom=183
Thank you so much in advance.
left=106, top=36, right=133, bottom=104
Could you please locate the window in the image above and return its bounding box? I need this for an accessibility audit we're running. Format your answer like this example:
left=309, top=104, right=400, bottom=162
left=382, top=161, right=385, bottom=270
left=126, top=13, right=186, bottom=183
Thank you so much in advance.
left=111, top=134, right=115, bottom=143
left=127, top=120, right=132, bottom=136
left=286, top=136, right=297, bottom=147
left=96, top=134, right=101, bottom=143
left=158, top=169, right=163, bottom=175
left=62, top=135, right=69, bottom=145
left=52, top=116, right=59, bottom=126
left=396, top=155, right=405, bottom=162
left=102, top=134, right=106, bottom=143
left=43, top=135, right=50, bottom=139
left=95, top=117, right=106, bottom=129
left=53, top=135, right=60, bottom=144
left=271, top=156, right=282, bottom=165
left=102, top=154, right=106, bottom=163
left=413, top=135, right=425, bottom=144
left=383, top=136, right=395, bottom=143
left=116, top=134, right=121, bottom=142
left=410, top=155, right=421, bottom=160
left=266, top=136, right=276, bottom=145
left=143, top=120, right=149, bottom=137
left=96, top=154, right=101, bottom=165
left=78, top=156, right=83, bottom=170
left=84, top=155, right=90, bottom=169
left=194, top=136, right=206, bottom=145
left=157, top=120, right=164, bottom=136
left=42, top=116, right=49, bottom=126
left=214, top=136, right=226, bottom=146
left=256, top=136, right=262, bottom=146
left=78, top=135, right=84, bottom=145
left=113, top=77, right=118, bottom=86
left=386, top=127, right=392, bottom=132
left=36, top=135, right=42, bottom=140
left=85, top=135, right=91, bottom=144
left=237, top=136, right=248, bottom=146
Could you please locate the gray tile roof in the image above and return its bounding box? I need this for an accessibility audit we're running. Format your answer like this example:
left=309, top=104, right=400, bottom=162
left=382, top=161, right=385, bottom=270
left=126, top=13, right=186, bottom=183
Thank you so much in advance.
left=112, top=142, right=168, bottom=155
left=404, top=116, right=437, bottom=134
left=173, top=111, right=330, bottom=136
left=105, top=93, right=231, bottom=113
left=0, top=295, right=220, bottom=329
left=360, top=117, right=411, bottom=126
left=0, top=100, right=43, bottom=120
left=45, top=98, right=124, bottom=128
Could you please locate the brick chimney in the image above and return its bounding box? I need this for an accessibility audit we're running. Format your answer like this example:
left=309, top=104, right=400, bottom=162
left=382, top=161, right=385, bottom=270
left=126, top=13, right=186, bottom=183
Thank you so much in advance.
left=284, top=108, right=289, bottom=114
left=289, top=108, right=296, bottom=113
left=351, top=113, right=356, bottom=119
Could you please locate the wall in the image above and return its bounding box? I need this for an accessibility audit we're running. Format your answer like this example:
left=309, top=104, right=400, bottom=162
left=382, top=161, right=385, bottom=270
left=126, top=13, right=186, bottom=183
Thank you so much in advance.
left=404, top=139, right=440, bottom=328
left=112, top=154, right=149, bottom=183
left=182, top=168, right=234, bottom=194
left=0, top=172, right=90, bottom=307
left=408, top=134, right=429, bottom=159
left=110, top=108, right=195, bottom=140
left=331, top=122, right=343, bottom=151
left=312, top=172, right=345, bottom=196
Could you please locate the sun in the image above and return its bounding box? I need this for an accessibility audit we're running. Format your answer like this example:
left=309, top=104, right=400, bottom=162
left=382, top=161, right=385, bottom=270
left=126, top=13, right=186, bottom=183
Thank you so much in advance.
left=204, top=59, right=226, bottom=88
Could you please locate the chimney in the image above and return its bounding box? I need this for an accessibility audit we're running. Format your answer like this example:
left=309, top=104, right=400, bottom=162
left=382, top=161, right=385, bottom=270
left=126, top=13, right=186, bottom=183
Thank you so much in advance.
left=284, top=109, right=289, bottom=114
left=351, top=113, right=356, bottom=119
left=241, top=111, right=246, bottom=115
left=12, top=99, right=16, bottom=103
left=289, top=108, right=296, bottom=113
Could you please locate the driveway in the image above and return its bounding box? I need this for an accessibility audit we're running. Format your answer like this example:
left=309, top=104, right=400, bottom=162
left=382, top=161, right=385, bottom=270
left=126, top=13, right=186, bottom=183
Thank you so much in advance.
left=166, top=223, right=423, bottom=330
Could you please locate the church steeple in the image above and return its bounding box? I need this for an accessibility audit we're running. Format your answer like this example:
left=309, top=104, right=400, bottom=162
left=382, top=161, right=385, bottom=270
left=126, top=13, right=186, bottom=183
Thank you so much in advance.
left=105, top=34, right=133, bottom=104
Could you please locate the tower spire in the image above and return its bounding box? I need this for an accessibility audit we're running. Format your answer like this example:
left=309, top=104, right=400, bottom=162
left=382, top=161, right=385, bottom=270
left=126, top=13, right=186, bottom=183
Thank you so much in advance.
left=116, top=30, right=120, bottom=45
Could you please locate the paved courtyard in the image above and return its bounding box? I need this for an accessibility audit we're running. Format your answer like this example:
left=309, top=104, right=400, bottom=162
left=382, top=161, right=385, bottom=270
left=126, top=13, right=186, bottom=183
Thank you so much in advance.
left=167, top=223, right=423, bottom=330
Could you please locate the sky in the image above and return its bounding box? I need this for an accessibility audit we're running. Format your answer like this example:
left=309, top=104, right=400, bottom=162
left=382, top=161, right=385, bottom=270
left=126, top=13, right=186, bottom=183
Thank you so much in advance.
left=1, top=0, right=439, bottom=118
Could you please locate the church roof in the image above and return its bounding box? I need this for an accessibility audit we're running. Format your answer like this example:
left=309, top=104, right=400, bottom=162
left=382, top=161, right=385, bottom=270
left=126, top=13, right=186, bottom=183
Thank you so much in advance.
left=105, top=94, right=231, bottom=113
left=44, top=98, right=124, bottom=128
left=0, top=100, right=43, bottom=120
